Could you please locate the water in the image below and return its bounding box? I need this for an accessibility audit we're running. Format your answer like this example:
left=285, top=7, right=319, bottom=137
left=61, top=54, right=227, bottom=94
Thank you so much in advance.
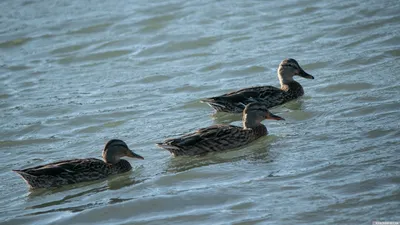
left=1, top=0, right=399, bottom=224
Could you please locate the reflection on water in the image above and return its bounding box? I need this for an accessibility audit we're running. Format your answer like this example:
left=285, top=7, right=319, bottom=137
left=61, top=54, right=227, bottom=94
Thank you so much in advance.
left=166, top=137, right=275, bottom=173
left=22, top=172, right=146, bottom=218
left=211, top=112, right=243, bottom=124
left=210, top=99, right=304, bottom=124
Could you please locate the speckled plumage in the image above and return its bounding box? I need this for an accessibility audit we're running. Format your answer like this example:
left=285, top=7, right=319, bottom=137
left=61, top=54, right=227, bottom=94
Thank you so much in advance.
left=157, top=103, right=284, bottom=156
left=13, top=139, right=144, bottom=189
left=201, top=58, right=314, bottom=113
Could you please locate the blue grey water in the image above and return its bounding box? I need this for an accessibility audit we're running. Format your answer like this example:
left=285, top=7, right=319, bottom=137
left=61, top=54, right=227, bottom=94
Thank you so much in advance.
left=0, top=0, right=399, bottom=224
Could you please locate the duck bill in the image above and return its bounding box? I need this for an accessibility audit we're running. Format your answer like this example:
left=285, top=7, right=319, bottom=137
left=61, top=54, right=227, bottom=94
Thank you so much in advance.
left=127, top=150, right=144, bottom=160
left=297, top=69, right=314, bottom=79
left=267, top=113, right=285, bottom=121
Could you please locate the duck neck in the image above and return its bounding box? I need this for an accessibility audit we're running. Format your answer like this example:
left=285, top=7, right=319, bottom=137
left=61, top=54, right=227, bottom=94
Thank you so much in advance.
left=243, top=114, right=267, bottom=136
left=112, top=159, right=132, bottom=173
left=103, top=149, right=121, bottom=164
left=279, top=76, right=304, bottom=97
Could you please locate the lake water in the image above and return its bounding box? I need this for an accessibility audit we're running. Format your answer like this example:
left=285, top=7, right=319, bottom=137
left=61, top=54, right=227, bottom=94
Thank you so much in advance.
left=1, top=0, right=399, bottom=224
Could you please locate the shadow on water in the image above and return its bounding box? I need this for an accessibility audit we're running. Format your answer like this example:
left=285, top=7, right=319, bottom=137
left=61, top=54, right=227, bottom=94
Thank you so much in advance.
left=24, top=202, right=103, bottom=216
left=22, top=172, right=145, bottom=216
left=211, top=112, right=242, bottom=124
left=24, top=186, right=109, bottom=216
left=26, top=170, right=144, bottom=198
left=26, top=182, right=108, bottom=199
left=282, top=99, right=305, bottom=111
left=165, top=136, right=276, bottom=173
left=209, top=99, right=305, bottom=124
left=106, top=170, right=146, bottom=190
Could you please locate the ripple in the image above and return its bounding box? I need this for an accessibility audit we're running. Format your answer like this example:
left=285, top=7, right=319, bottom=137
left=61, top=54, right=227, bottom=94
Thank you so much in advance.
left=198, top=62, right=224, bottom=72
left=136, top=14, right=179, bottom=33
left=336, top=100, right=400, bottom=118
left=229, top=65, right=266, bottom=76
left=0, top=94, right=10, bottom=99
left=57, top=50, right=131, bottom=64
left=327, top=176, right=399, bottom=196
left=173, top=85, right=205, bottom=93
left=50, top=43, right=90, bottom=54
left=286, top=110, right=314, bottom=121
left=365, top=128, right=396, bottom=139
left=6, top=65, right=32, bottom=71
left=137, top=36, right=221, bottom=57
left=228, top=35, right=252, bottom=43
left=0, top=37, right=32, bottom=48
left=137, top=75, right=171, bottom=83
left=0, top=138, right=59, bottom=148
left=67, top=23, right=113, bottom=35
left=342, top=33, right=382, bottom=48
left=319, top=82, right=374, bottom=93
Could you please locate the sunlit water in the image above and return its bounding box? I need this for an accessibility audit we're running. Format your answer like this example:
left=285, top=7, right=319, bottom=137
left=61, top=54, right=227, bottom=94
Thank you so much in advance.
left=1, top=0, right=399, bottom=224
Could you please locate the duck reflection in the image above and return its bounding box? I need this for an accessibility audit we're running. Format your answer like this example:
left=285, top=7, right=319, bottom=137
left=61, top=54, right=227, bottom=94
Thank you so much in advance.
left=165, top=136, right=276, bottom=173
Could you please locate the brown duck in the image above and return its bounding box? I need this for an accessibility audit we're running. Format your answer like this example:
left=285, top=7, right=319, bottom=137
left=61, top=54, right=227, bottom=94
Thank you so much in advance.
left=157, top=103, right=284, bottom=156
left=201, top=58, right=314, bottom=113
left=13, top=139, right=144, bottom=189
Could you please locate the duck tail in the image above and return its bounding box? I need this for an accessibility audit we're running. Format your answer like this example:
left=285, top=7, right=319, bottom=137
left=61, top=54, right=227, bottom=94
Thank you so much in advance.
left=13, top=169, right=37, bottom=187
left=156, top=143, right=179, bottom=151
left=200, top=97, right=213, bottom=103
left=12, top=169, right=24, bottom=175
left=13, top=169, right=32, bottom=178
left=156, top=143, right=183, bottom=156
left=200, top=97, right=228, bottom=111
left=200, top=97, right=221, bottom=104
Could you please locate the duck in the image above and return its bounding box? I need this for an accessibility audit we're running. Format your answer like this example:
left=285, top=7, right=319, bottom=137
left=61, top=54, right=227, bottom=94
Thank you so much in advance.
left=201, top=58, right=314, bottom=113
left=13, top=139, right=144, bottom=189
left=156, top=102, right=284, bottom=156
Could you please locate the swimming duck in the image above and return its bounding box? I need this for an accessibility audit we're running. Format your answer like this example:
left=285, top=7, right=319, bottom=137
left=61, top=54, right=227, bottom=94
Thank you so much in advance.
left=201, top=58, right=314, bottom=113
left=13, top=139, right=144, bottom=189
left=157, top=103, right=284, bottom=156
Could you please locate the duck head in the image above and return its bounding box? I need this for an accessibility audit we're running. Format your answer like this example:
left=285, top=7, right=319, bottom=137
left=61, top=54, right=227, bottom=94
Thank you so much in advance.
left=242, top=103, right=284, bottom=128
left=102, top=139, right=144, bottom=164
left=278, top=58, right=314, bottom=85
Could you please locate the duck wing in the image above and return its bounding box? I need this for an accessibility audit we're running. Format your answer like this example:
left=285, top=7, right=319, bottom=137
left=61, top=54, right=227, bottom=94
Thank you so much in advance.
left=15, top=158, right=106, bottom=177
left=202, top=86, right=287, bottom=112
left=158, top=125, right=252, bottom=155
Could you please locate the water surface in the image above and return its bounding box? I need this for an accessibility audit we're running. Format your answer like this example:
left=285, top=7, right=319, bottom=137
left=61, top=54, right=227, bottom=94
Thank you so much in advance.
left=1, top=0, right=399, bottom=224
